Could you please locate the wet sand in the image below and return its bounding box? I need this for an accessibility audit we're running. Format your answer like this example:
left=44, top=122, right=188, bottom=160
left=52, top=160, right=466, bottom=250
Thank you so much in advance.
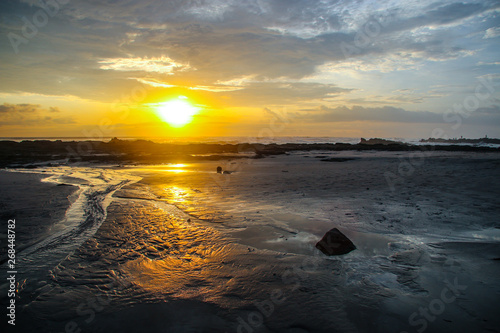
left=0, top=171, right=78, bottom=263
left=2, top=151, right=500, bottom=333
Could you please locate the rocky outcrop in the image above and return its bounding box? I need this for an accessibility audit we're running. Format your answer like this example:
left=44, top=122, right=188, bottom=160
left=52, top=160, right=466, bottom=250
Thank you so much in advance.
left=360, top=138, right=404, bottom=145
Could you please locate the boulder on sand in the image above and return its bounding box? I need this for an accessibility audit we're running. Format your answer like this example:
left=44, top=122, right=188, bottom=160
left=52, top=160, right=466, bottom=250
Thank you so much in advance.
left=316, top=228, right=356, bottom=255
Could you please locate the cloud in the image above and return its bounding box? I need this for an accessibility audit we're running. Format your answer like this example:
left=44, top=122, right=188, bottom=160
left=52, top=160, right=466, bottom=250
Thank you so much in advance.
left=0, top=103, right=41, bottom=113
left=317, top=53, right=423, bottom=75
left=98, top=56, right=192, bottom=74
left=131, top=78, right=176, bottom=88
left=379, top=2, right=498, bottom=35
left=131, top=77, right=351, bottom=103
left=0, top=103, right=74, bottom=126
left=475, top=105, right=500, bottom=115
left=221, top=82, right=353, bottom=106
left=188, top=85, right=245, bottom=92
left=298, top=105, right=444, bottom=123
left=483, top=27, right=500, bottom=39
left=296, top=104, right=500, bottom=126
left=477, top=61, right=500, bottom=66
left=338, top=88, right=449, bottom=106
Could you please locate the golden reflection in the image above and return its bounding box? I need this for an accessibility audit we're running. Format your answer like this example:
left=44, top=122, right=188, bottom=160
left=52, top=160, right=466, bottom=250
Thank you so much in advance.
left=163, top=163, right=188, bottom=173
left=131, top=163, right=190, bottom=173
left=162, top=186, right=194, bottom=206
left=161, top=163, right=188, bottom=173
left=120, top=207, right=235, bottom=297
left=163, top=169, right=187, bottom=173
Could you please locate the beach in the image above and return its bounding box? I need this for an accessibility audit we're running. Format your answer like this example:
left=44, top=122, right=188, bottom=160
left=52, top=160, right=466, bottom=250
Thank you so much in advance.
left=3, top=0, right=500, bottom=331
left=1, top=150, right=499, bottom=333
left=0, top=171, right=78, bottom=262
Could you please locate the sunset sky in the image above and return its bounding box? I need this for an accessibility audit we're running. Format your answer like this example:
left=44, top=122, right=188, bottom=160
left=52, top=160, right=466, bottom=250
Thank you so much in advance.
left=1, top=0, right=499, bottom=139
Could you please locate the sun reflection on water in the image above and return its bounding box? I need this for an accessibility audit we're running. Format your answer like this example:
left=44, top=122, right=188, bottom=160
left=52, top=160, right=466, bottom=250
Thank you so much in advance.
left=164, top=186, right=189, bottom=203
left=164, top=169, right=187, bottom=173
left=131, top=163, right=191, bottom=173
left=169, top=163, right=187, bottom=168
left=117, top=203, right=234, bottom=298
left=162, top=163, right=189, bottom=173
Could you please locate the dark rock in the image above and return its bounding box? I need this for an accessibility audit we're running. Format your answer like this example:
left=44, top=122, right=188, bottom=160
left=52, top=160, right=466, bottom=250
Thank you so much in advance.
left=216, top=166, right=222, bottom=173
left=360, top=138, right=404, bottom=145
left=316, top=228, right=356, bottom=255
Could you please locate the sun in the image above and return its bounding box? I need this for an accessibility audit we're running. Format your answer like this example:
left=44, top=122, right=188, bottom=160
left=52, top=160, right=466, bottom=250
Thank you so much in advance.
left=156, top=96, right=199, bottom=127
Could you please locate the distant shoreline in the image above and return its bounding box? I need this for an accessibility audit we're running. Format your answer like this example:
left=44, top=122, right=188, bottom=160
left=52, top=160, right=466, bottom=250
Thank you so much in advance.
left=1, top=136, right=499, bottom=144
left=1, top=137, right=499, bottom=168
left=420, top=137, right=500, bottom=144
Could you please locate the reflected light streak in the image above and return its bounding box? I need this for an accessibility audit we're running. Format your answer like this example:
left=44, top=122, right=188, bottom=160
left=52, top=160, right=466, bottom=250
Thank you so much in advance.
left=163, top=169, right=187, bottom=173
left=117, top=202, right=233, bottom=299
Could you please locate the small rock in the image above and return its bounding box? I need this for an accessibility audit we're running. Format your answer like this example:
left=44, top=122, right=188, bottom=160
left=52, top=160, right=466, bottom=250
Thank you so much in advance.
left=316, top=228, right=356, bottom=255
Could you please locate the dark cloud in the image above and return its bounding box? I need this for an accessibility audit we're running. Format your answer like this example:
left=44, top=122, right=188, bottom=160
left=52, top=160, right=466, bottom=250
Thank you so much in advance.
left=298, top=105, right=444, bottom=123
left=0, top=103, right=74, bottom=125
left=0, top=103, right=40, bottom=113
left=296, top=104, right=500, bottom=126
left=475, top=105, right=500, bottom=115
left=383, top=2, right=498, bottom=34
